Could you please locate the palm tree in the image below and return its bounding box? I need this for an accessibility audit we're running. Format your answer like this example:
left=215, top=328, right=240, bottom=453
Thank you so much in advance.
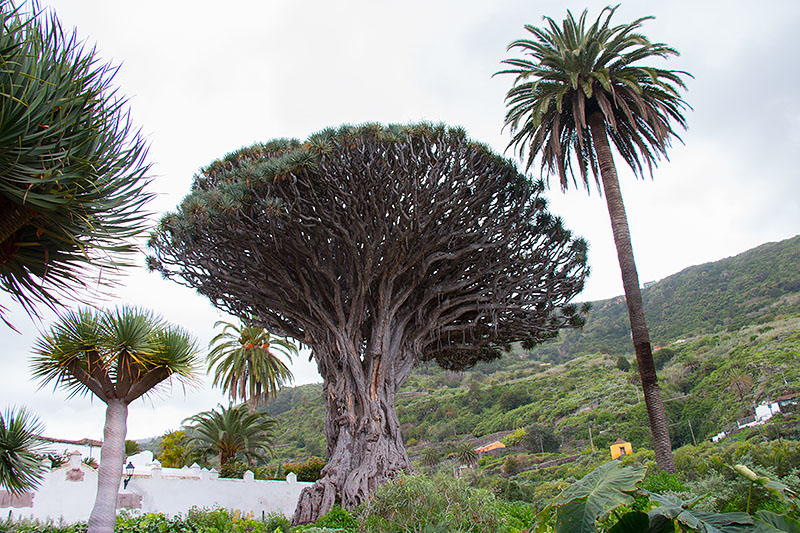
left=207, top=320, right=297, bottom=412
left=0, top=407, right=46, bottom=495
left=727, top=368, right=753, bottom=412
left=498, top=6, right=690, bottom=473
left=455, top=443, right=478, bottom=470
left=31, top=307, right=201, bottom=533
left=183, top=404, right=277, bottom=469
left=420, top=447, right=441, bottom=475
left=0, top=3, right=152, bottom=326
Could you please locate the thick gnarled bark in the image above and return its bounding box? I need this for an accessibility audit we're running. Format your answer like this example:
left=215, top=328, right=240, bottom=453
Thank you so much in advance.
left=88, top=399, right=128, bottom=533
left=293, top=337, right=414, bottom=525
left=589, top=112, right=675, bottom=473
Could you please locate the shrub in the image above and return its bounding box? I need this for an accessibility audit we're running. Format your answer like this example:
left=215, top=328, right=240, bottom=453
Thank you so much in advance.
left=360, top=473, right=509, bottom=532
left=284, top=457, right=327, bottom=482
left=503, top=455, right=519, bottom=476
left=501, top=427, right=526, bottom=447
left=220, top=458, right=249, bottom=479
left=314, top=504, right=358, bottom=531
left=521, top=423, right=559, bottom=453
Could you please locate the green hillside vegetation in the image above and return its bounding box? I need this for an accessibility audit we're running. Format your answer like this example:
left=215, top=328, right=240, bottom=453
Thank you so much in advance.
left=265, top=315, right=799, bottom=462
left=263, top=235, right=800, bottom=461
left=533, top=235, right=800, bottom=361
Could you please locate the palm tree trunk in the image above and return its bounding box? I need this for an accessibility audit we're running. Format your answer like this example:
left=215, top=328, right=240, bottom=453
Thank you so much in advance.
left=589, top=112, right=676, bottom=473
left=88, top=399, right=128, bottom=533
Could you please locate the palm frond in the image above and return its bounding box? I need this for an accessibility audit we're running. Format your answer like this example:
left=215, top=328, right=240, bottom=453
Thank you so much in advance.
left=497, top=6, right=691, bottom=190
left=0, top=2, right=153, bottom=325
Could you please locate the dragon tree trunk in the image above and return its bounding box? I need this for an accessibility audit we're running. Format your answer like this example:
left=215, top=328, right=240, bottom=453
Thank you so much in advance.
left=88, top=399, right=128, bottom=533
left=292, top=329, right=414, bottom=525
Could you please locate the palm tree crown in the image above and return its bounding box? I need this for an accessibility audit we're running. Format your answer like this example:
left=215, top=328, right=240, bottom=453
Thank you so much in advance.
left=31, top=307, right=200, bottom=403
left=183, top=404, right=277, bottom=468
left=207, top=320, right=297, bottom=411
left=498, top=5, right=690, bottom=189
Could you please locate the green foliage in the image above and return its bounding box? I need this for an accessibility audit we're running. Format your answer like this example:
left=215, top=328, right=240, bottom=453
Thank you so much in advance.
left=284, top=457, right=327, bottom=482
left=207, top=320, right=297, bottom=409
left=504, top=455, right=520, bottom=476
left=0, top=407, right=46, bottom=495
left=522, top=424, right=560, bottom=454
left=184, top=404, right=277, bottom=468
left=80, top=457, right=98, bottom=469
left=534, top=462, right=646, bottom=533
left=1, top=508, right=293, bottom=533
left=360, top=473, right=512, bottom=532
left=502, top=427, right=526, bottom=447
left=314, top=505, right=358, bottom=531
left=157, top=430, right=191, bottom=468
left=219, top=458, right=249, bottom=479
left=124, top=440, right=141, bottom=457
left=455, top=443, right=478, bottom=468
left=0, top=1, right=153, bottom=322
left=616, top=356, right=631, bottom=372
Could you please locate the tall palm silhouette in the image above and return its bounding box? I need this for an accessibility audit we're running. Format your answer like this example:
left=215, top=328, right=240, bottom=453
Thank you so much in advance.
left=498, top=6, right=691, bottom=472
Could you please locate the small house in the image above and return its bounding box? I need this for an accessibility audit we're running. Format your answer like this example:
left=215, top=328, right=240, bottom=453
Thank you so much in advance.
left=610, top=439, right=632, bottom=460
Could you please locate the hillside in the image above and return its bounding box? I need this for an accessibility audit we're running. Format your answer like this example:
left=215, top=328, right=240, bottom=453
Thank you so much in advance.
left=530, top=234, right=800, bottom=361
left=262, top=234, right=800, bottom=460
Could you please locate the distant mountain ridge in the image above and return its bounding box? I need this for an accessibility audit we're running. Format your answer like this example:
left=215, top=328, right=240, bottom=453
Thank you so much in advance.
left=530, top=234, right=800, bottom=361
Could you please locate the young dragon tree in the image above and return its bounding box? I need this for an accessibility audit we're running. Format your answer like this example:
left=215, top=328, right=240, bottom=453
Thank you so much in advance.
left=32, top=307, right=201, bottom=533
left=148, top=123, right=589, bottom=523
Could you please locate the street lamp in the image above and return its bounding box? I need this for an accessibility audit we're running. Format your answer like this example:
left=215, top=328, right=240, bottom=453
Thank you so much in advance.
left=123, top=461, right=135, bottom=489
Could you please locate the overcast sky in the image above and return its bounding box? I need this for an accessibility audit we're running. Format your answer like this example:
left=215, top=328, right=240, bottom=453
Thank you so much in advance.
left=2, top=0, right=799, bottom=443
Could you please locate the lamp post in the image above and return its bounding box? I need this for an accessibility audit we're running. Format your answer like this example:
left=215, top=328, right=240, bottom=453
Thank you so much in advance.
left=123, top=461, right=135, bottom=489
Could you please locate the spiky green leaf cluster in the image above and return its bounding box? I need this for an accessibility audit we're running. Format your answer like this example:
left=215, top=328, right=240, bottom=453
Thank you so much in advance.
left=31, top=306, right=201, bottom=404
left=0, top=2, right=153, bottom=322
left=498, top=6, right=690, bottom=190
left=183, top=403, right=277, bottom=467
left=0, top=406, right=45, bottom=495
left=207, top=319, right=297, bottom=409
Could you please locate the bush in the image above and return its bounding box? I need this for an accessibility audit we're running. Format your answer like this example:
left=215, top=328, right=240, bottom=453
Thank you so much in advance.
left=220, top=458, right=249, bottom=479
left=284, top=457, right=327, bottom=482
left=360, top=473, right=511, bottom=532
left=314, top=504, right=358, bottom=531
left=521, top=424, right=559, bottom=453
left=501, top=427, right=526, bottom=447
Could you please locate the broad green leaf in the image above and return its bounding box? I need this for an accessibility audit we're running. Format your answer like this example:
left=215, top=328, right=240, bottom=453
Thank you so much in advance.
left=754, top=511, right=800, bottom=533
left=648, top=493, right=754, bottom=533
left=608, top=511, right=650, bottom=533
left=551, top=461, right=645, bottom=533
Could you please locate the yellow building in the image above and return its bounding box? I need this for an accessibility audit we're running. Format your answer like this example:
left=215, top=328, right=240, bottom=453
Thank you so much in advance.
left=610, top=439, right=633, bottom=460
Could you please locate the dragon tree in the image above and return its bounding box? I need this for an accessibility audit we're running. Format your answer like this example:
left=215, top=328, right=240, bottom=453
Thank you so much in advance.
left=148, top=123, right=589, bottom=523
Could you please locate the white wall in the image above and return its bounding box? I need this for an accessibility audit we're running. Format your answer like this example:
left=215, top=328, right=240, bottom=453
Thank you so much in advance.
left=2, top=451, right=312, bottom=523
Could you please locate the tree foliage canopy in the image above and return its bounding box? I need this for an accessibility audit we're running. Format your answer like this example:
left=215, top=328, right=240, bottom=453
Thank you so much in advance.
left=0, top=3, right=152, bottom=321
left=148, top=123, right=589, bottom=371
left=207, top=320, right=296, bottom=410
